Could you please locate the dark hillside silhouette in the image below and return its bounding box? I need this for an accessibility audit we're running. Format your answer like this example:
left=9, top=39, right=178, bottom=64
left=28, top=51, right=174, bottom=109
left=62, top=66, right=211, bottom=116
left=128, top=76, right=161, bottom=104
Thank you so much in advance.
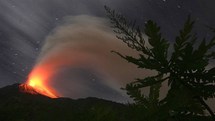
left=0, top=83, right=130, bottom=121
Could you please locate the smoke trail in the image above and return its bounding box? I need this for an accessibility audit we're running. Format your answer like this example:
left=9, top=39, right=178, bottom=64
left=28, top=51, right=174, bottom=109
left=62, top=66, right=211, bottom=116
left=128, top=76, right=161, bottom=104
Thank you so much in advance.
left=31, top=15, right=151, bottom=102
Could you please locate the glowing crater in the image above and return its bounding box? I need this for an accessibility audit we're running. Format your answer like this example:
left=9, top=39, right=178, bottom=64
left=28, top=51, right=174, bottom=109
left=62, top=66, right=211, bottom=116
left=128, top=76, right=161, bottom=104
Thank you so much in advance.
left=20, top=65, right=58, bottom=98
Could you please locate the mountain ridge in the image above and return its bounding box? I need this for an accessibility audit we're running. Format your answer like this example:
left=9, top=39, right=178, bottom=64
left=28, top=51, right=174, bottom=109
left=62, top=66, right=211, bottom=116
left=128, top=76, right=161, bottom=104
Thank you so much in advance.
left=0, top=83, right=131, bottom=121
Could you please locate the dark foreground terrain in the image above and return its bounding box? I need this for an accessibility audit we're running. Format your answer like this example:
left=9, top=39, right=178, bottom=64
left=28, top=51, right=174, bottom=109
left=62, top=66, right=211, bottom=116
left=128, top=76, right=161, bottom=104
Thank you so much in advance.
left=0, top=84, right=213, bottom=121
left=0, top=83, right=132, bottom=121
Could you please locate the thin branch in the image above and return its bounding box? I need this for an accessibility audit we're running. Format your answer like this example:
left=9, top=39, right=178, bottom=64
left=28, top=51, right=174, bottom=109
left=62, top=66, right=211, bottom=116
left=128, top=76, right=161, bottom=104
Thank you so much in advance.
left=195, top=96, right=215, bottom=121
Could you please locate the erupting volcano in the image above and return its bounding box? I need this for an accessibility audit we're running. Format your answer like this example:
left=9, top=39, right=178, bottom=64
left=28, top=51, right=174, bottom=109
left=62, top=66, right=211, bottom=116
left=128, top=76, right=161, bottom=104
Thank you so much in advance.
left=18, top=15, right=137, bottom=100
left=20, top=64, right=58, bottom=98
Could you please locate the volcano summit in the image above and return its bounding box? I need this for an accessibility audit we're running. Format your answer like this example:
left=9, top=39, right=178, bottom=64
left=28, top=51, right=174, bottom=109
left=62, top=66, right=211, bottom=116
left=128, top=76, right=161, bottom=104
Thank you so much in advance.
left=0, top=83, right=131, bottom=121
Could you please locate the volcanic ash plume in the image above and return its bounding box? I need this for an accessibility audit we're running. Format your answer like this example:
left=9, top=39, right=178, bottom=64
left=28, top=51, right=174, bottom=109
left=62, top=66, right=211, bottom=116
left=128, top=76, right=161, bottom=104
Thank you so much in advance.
left=21, top=15, right=150, bottom=101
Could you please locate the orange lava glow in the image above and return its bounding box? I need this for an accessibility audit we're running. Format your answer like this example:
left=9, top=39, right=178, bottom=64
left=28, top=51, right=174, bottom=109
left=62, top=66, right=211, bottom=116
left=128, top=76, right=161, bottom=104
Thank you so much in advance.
left=23, top=65, right=58, bottom=98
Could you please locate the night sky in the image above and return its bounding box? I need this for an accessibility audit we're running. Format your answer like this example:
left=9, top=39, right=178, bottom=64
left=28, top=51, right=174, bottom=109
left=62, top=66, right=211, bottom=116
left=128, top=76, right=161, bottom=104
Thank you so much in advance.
left=0, top=0, right=215, bottom=102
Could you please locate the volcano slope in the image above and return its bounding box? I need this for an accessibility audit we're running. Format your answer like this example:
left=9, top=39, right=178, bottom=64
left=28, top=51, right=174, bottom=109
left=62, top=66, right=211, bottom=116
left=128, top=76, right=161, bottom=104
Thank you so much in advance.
left=0, top=83, right=132, bottom=121
left=1, top=84, right=213, bottom=121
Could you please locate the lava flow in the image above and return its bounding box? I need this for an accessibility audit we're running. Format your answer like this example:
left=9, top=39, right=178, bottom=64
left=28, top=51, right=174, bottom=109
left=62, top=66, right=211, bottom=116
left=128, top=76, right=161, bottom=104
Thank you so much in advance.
left=20, top=65, right=58, bottom=98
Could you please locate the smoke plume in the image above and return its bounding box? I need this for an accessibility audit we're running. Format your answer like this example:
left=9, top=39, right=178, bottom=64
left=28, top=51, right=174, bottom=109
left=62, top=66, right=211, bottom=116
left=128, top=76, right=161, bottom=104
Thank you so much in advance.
left=30, top=15, right=152, bottom=102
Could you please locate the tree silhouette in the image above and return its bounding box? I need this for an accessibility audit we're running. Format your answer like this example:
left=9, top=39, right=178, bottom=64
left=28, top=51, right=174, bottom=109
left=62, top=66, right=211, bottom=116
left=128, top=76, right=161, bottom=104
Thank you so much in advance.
left=105, top=6, right=215, bottom=121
